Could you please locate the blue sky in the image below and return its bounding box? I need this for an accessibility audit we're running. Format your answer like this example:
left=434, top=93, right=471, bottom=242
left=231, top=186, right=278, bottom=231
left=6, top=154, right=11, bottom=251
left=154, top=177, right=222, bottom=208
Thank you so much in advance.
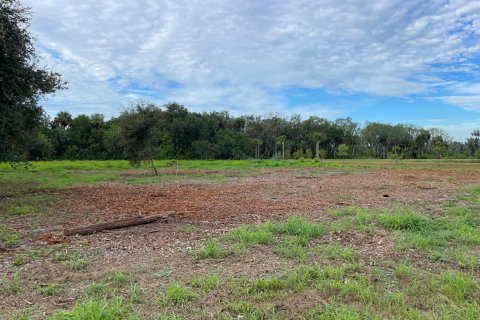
left=26, top=0, right=480, bottom=141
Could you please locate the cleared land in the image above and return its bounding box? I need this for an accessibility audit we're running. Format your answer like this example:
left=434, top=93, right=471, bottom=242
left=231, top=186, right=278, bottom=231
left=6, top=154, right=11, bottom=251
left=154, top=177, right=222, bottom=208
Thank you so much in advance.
left=1, top=159, right=480, bottom=319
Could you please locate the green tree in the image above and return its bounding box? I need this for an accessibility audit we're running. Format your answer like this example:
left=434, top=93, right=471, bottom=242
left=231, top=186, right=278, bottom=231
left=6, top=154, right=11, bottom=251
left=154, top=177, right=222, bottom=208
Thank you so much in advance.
left=102, top=122, right=123, bottom=159
left=253, top=139, right=262, bottom=159
left=118, top=102, right=163, bottom=175
left=53, top=111, right=73, bottom=128
left=64, top=114, right=106, bottom=159
left=388, top=145, right=402, bottom=164
left=28, top=132, right=53, bottom=160
left=276, top=135, right=287, bottom=159
left=337, top=143, right=349, bottom=160
left=318, top=149, right=327, bottom=160
left=312, top=132, right=326, bottom=159
left=432, top=138, right=447, bottom=159
left=0, top=0, right=65, bottom=162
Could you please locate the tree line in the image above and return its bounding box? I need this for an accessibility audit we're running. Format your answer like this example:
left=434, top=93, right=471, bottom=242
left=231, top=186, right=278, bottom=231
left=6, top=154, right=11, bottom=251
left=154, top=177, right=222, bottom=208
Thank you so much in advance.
left=22, top=102, right=480, bottom=162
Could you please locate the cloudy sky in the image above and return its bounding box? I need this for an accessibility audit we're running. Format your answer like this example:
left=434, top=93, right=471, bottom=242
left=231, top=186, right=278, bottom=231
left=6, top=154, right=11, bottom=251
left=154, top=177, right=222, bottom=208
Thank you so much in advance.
left=26, top=0, right=480, bottom=140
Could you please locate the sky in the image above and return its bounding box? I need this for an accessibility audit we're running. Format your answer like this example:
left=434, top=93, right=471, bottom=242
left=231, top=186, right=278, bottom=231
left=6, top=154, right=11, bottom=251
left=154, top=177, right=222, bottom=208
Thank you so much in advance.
left=25, top=0, right=480, bottom=141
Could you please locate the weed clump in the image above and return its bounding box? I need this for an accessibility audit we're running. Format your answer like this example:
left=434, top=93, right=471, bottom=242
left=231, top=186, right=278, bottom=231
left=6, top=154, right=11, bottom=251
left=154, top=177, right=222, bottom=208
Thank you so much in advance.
left=160, top=283, right=196, bottom=306
left=48, top=298, right=138, bottom=319
left=194, top=239, right=232, bottom=259
left=378, top=207, right=433, bottom=231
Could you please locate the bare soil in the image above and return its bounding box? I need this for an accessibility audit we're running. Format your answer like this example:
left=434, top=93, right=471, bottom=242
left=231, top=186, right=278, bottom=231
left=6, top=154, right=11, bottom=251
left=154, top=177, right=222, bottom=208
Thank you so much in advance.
left=1, top=167, right=479, bottom=318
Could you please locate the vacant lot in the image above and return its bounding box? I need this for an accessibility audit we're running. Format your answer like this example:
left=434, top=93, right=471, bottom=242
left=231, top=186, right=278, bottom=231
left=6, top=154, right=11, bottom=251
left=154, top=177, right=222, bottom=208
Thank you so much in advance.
left=1, top=159, right=480, bottom=319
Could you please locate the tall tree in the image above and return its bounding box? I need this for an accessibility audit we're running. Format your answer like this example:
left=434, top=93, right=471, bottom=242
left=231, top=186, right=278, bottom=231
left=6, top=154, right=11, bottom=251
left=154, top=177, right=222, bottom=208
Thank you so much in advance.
left=337, top=143, right=349, bottom=161
left=0, top=0, right=65, bottom=162
left=312, top=132, right=326, bottom=159
left=118, top=102, right=163, bottom=175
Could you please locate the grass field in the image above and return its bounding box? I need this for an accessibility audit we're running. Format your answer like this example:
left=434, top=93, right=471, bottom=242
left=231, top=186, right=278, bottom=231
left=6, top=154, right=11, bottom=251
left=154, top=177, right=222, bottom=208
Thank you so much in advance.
left=1, top=159, right=480, bottom=319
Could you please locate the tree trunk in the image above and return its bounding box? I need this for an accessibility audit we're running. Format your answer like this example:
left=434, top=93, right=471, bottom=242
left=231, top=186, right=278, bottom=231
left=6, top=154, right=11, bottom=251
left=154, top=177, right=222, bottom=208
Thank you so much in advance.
left=147, top=146, right=158, bottom=176
left=150, top=158, right=158, bottom=176
left=315, top=141, right=319, bottom=158
left=64, top=213, right=175, bottom=236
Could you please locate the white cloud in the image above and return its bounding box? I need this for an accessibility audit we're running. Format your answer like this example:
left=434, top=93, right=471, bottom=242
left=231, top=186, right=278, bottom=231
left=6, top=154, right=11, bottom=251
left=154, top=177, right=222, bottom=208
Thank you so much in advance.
left=433, top=95, right=480, bottom=112
left=425, top=121, right=480, bottom=141
left=24, top=0, right=480, bottom=116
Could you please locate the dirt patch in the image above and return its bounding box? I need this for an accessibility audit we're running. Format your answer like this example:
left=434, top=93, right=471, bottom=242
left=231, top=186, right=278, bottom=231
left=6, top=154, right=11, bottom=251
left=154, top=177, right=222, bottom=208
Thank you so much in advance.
left=49, top=168, right=478, bottom=227
left=1, top=167, right=480, bottom=318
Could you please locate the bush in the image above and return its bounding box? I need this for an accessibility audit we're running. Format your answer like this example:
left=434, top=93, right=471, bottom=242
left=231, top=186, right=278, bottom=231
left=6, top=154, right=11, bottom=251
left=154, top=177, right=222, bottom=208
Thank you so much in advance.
left=305, top=149, right=313, bottom=159
left=292, top=149, right=304, bottom=159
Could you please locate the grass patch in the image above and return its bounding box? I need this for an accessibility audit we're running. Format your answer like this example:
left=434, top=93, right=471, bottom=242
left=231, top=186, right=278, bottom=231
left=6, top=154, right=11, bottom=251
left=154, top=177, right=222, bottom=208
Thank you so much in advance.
left=1, top=272, right=20, bottom=294
left=229, top=224, right=275, bottom=247
left=378, top=207, right=433, bottom=231
left=5, top=205, right=38, bottom=216
left=1, top=193, right=53, bottom=217
left=48, top=297, right=139, bottom=320
left=190, top=274, right=222, bottom=292
left=193, top=239, right=232, bottom=259
left=317, top=244, right=358, bottom=262
left=160, top=283, right=197, bottom=306
left=328, top=201, right=480, bottom=266
left=37, top=283, right=62, bottom=296
left=274, top=216, right=325, bottom=239
left=84, top=271, right=135, bottom=299
left=69, top=253, right=92, bottom=271
left=155, top=269, right=174, bottom=278
left=12, top=255, right=25, bottom=267
left=0, top=227, right=21, bottom=245
left=394, top=261, right=414, bottom=279
left=276, top=236, right=309, bottom=260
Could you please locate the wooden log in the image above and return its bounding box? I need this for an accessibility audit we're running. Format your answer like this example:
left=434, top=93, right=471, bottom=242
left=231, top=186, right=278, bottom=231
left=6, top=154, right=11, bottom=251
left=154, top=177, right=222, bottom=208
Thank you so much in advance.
left=64, top=212, right=175, bottom=236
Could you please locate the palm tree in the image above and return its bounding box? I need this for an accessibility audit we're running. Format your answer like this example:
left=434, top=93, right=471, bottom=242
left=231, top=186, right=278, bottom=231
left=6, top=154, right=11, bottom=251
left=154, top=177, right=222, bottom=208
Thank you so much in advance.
left=312, top=132, right=326, bottom=159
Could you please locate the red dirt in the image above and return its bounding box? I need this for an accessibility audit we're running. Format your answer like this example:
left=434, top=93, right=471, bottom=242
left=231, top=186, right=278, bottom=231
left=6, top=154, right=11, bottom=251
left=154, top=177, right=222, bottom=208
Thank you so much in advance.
left=51, top=168, right=477, bottom=228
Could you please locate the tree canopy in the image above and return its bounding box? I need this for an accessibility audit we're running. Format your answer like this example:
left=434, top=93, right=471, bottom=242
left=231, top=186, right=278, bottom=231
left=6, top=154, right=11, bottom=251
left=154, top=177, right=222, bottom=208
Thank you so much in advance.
left=11, top=101, right=475, bottom=164
left=0, top=0, right=65, bottom=162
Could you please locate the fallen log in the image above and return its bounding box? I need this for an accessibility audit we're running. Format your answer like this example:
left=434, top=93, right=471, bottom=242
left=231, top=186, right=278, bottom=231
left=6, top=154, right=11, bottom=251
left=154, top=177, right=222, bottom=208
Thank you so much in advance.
left=64, top=212, right=176, bottom=236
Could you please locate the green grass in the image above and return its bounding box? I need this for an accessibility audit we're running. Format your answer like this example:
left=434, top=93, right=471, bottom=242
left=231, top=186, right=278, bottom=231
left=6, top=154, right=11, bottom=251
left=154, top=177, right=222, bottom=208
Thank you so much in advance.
left=84, top=271, right=135, bottom=300
left=378, top=207, right=434, bottom=231
left=228, top=224, right=275, bottom=247
left=37, top=283, right=62, bottom=296
left=273, top=216, right=325, bottom=239
left=458, top=186, right=480, bottom=203
left=394, top=261, right=414, bottom=279
left=68, top=253, right=92, bottom=271
left=1, top=194, right=53, bottom=217
left=328, top=201, right=480, bottom=266
left=48, top=297, right=140, bottom=320
left=275, top=237, right=309, bottom=260
left=159, top=283, right=197, bottom=306
left=394, top=205, right=480, bottom=264
left=189, top=274, right=222, bottom=292
left=12, top=255, right=25, bottom=267
left=1, top=272, right=20, bottom=294
left=0, top=227, right=21, bottom=245
left=193, top=239, right=232, bottom=259
left=5, top=205, right=37, bottom=216
left=1, top=160, right=478, bottom=197
left=228, top=216, right=324, bottom=247
left=316, top=244, right=358, bottom=262
left=303, top=304, right=375, bottom=320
